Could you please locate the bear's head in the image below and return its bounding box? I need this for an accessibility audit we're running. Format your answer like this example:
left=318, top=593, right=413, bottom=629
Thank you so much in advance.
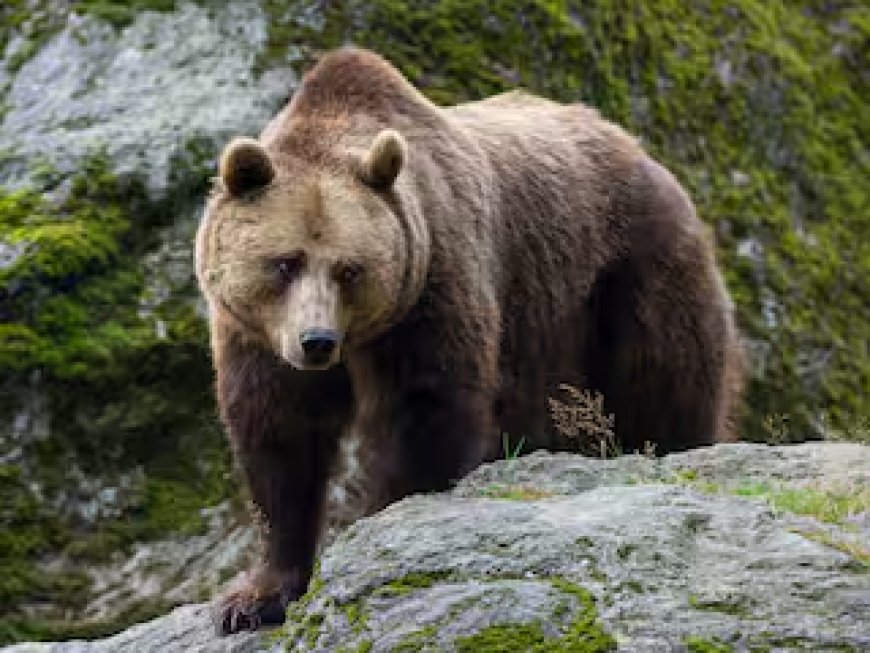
left=196, top=128, right=428, bottom=370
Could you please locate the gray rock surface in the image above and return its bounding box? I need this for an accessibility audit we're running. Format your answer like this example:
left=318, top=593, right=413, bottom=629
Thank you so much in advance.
left=1, top=604, right=259, bottom=653
left=82, top=501, right=255, bottom=624
left=5, top=442, right=867, bottom=652
left=0, top=1, right=292, bottom=195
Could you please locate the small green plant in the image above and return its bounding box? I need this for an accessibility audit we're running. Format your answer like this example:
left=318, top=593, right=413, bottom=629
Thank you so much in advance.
left=730, top=482, right=869, bottom=526
left=501, top=433, right=526, bottom=460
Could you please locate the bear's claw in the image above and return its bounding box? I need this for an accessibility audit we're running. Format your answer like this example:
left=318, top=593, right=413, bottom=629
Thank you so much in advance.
left=215, top=579, right=298, bottom=635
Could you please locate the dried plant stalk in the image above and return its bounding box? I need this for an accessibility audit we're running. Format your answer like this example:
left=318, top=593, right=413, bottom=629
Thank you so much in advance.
left=548, top=383, right=618, bottom=458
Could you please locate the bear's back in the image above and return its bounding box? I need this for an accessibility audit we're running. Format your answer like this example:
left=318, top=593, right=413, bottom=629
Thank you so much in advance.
left=445, top=90, right=640, bottom=166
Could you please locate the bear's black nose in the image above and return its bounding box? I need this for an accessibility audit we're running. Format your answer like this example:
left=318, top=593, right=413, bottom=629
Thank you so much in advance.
left=300, top=328, right=339, bottom=364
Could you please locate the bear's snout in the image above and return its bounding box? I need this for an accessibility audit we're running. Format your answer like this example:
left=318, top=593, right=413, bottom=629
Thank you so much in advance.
left=300, top=327, right=341, bottom=367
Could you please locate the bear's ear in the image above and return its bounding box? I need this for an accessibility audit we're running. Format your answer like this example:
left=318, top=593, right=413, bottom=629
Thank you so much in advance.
left=218, top=137, right=275, bottom=197
left=360, top=129, right=406, bottom=190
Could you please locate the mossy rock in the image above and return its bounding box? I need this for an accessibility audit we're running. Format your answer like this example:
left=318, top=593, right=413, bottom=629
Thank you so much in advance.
left=1, top=0, right=183, bottom=74
left=0, top=153, right=234, bottom=643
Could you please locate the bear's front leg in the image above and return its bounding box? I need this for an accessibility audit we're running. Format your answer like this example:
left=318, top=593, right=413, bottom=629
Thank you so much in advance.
left=212, top=329, right=351, bottom=634
left=217, top=437, right=327, bottom=634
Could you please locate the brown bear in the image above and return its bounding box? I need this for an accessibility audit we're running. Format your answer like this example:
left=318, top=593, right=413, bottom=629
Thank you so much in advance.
left=195, top=46, right=742, bottom=633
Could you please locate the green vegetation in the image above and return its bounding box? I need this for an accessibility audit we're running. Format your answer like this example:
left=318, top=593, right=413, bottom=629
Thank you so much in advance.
left=684, top=636, right=733, bottom=653
left=373, top=570, right=453, bottom=597
left=0, top=598, right=173, bottom=645
left=747, top=633, right=861, bottom=652
left=455, top=623, right=549, bottom=652
left=1, top=2, right=62, bottom=73
left=729, top=481, right=869, bottom=526
left=0, top=152, right=231, bottom=643
left=502, top=433, right=526, bottom=460
left=1, top=1, right=183, bottom=74
left=391, top=625, right=438, bottom=652
left=675, top=475, right=870, bottom=567
left=478, top=484, right=556, bottom=501
left=71, top=1, right=179, bottom=29
left=279, top=572, right=615, bottom=651
left=279, top=564, right=329, bottom=648
left=453, top=578, right=616, bottom=652
left=260, top=0, right=870, bottom=442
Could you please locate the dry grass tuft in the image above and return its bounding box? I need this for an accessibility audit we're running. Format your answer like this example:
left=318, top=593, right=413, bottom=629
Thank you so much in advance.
left=548, top=384, right=619, bottom=458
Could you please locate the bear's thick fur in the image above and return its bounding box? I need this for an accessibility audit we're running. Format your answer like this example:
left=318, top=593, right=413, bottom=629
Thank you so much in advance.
left=195, top=47, right=743, bottom=633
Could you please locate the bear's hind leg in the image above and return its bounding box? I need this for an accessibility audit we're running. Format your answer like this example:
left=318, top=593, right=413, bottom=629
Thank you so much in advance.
left=585, top=258, right=728, bottom=455
left=351, top=307, right=501, bottom=505
left=391, top=376, right=497, bottom=496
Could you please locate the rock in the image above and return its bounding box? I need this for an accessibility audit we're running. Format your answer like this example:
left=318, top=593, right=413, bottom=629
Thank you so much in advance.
left=0, top=604, right=259, bottom=653
left=5, top=442, right=867, bottom=652
left=0, top=1, right=292, bottom=196
left=82, top=502, right=256, bottom=625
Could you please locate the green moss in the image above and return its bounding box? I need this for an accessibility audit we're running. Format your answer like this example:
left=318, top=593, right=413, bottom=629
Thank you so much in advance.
left=682, top=478, right=869, bottom=567
left=0, top=150, right=231, bottom=644
left=453, top=578, right=616, bottom=652
left=0, top=2, right=65, bottom=74
left=675, top=470, right=699, bottom=483
left=391, top=625, right=438, bottom=652
left=684, top=636, right=733, bottom=653
left=343, top=600, right=367, bottom=633
left=619, top=580, right=644, bottom=594
left=279, top=564, right=330, bottom=648
left=478, top=484, right=556, bottom=501
left=72, top=1, right=178, bottom=29
left=455, top=623, right=549, bottom=652
left=373, top=570, right=452, bottom=597
left=260, top=0, right=869, bottom=442
left=0, top=0, right=184, bottom=75
left=0, top=466, right=86, bottom=612
left=278, top=574, right=615, bottom=651
left=547, top=578, right=617, bottom=651
left=729, top=482, right=869, bottom=526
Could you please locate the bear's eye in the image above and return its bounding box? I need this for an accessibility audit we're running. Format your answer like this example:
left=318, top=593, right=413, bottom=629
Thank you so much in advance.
left=275, top=253, right=306, bottom=283
left=336, top=262, right=364, bottom=286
